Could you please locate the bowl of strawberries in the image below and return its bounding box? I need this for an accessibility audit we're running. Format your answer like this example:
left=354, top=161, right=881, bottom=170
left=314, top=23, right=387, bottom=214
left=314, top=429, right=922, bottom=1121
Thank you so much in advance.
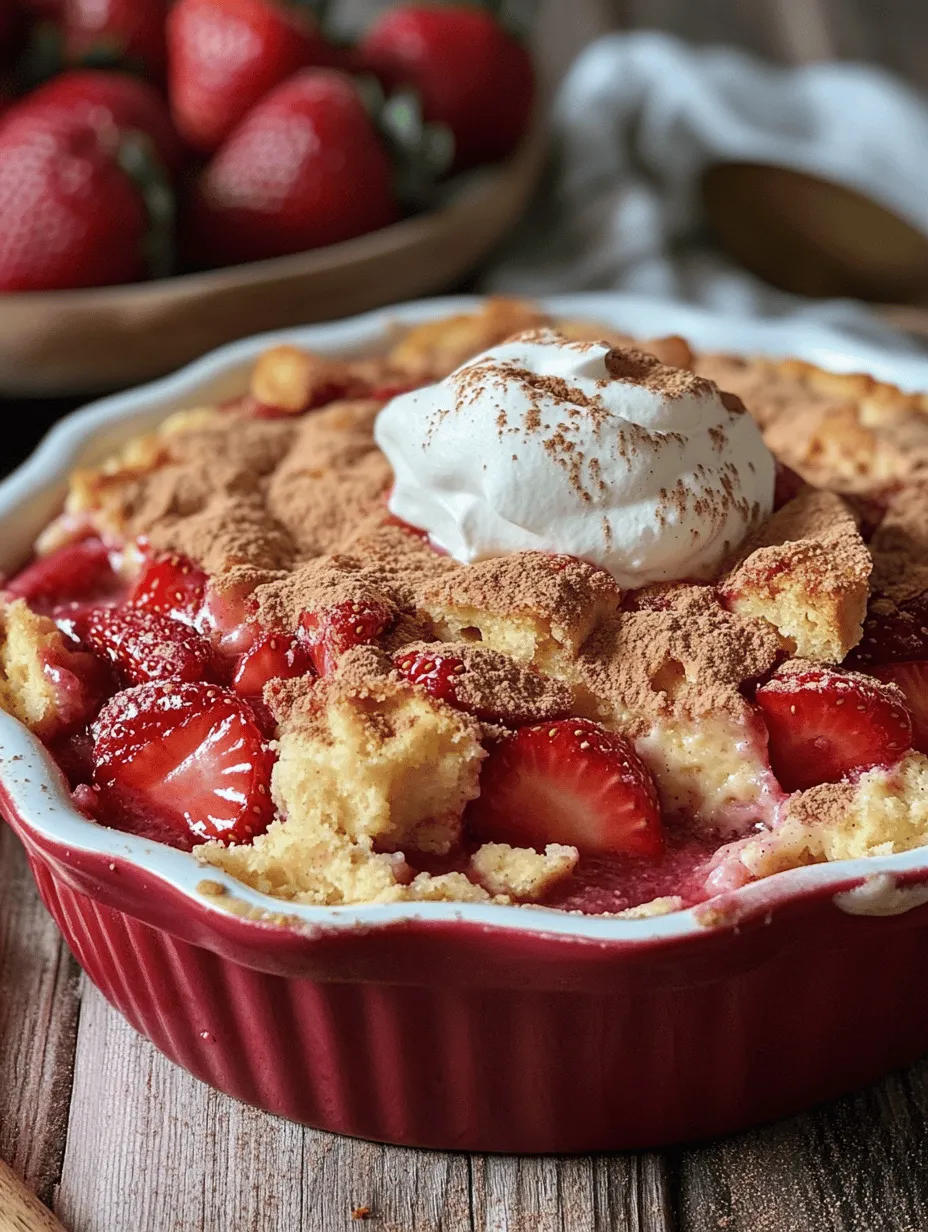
left=0, top=0, right=544, bottom=395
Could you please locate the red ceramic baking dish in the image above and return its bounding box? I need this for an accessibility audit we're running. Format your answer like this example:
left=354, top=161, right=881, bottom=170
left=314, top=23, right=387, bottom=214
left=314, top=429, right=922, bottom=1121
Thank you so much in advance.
left=4, top=294, right=928, bottom=1153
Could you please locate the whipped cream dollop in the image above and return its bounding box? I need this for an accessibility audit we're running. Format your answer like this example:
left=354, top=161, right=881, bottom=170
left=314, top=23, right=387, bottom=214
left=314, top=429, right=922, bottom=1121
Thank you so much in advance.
left=374, top=330, right=775, bottom=588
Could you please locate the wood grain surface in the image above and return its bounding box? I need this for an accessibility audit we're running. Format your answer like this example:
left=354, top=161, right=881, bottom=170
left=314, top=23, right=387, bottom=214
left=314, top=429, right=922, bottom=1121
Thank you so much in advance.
left=4, top=2, right=928, bottom=1231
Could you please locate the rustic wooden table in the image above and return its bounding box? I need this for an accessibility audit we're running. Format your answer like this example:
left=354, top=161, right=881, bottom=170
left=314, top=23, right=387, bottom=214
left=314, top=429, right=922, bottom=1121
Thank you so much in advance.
left=5, top=3, right=928, bottom=1230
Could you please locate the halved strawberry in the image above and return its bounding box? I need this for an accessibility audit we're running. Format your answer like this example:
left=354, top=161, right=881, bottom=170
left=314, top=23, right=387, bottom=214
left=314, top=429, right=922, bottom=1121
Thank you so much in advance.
left=198, top=578, right=259, bottom=655
left=80, top=606, right=219, bottom=685
left=6, top=538, right=121, bottom=614
left=845, top=592, right=928, bottom=669
left=129, top=552, right=207, bottom=625
left=232, top=627, right=312, bottom=697
left=468, top=718, right=663, bottom=857
left=300, top=597, right=392, bottom=675
left=756, top=665, right=914, bottom=792
left=393, top=649, right=465, bottom=707
left=871, top=662, right=928, bottom=754
left=92, top=681, right=275, bottom=848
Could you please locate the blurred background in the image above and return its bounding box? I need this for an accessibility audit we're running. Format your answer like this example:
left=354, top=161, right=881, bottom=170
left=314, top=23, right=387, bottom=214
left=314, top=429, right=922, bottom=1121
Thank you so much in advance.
left=4, top=0, right=928, bottom=460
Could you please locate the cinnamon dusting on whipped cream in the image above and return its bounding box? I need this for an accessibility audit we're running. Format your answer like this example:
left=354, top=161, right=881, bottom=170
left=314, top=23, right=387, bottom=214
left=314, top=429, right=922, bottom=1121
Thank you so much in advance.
left=376, top=329, right=775, bottom=587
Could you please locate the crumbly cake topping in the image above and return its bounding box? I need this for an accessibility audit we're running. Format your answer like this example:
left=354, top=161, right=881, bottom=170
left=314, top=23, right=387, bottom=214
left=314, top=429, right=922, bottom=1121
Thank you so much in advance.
left=579, top=585, right=780, bottom=727
left=422, top=551, right=621, bottom=631
left=28, top=296, right=928, bottom=915
left=869, top=483, right=928, bottom=602
left=724, top=489, right=871, bottom=597
left=148, top=493, right=297, bottom=575
left=396, top=641, right=575, bottom=727
left=695, top=352, right=928, bottom=496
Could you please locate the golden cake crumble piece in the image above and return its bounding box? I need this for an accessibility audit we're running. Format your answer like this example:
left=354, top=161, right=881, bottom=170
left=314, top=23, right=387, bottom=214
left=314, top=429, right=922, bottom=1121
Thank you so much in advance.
left=696, top=352, right=928, bottom=495
left=721, top=488, right=870, bottom=663
left=734, top=752, right=928, bottom=879
left=614, top=895, right=685, bottom=919
left=388, top=297, right=549, bottom=379
left=249, top=346, right=387, bottom=414
left=200, top=649, right=501, bottom=906
left=0, top=599, right=91, bottom=737
left=148, top=493, right=297, bottom=575
left=270, top=647, right=485, bottom=856
left=470, top=842, right=578, bottom=900
left=394, top=641, right=576, bottom=728
left=578, top=586, right=783, bottom=832
left=634, top=705, right=783, bottom=835
left=869, top=483, right=928, bottom=603
left=60, top=407, right=296, bottom=551
left=421, top=552, right=621, bottom=675
left=578, top=585, right=780, bottom=730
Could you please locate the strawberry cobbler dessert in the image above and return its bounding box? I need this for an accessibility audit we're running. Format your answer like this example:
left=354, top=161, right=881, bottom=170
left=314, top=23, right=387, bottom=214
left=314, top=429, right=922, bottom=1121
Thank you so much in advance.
left=2, top=298, right=927, bottom=917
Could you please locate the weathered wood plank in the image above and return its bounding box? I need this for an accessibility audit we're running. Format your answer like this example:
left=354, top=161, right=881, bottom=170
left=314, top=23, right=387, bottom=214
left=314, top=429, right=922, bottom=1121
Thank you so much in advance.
left=470, top=1154, right=675, bottom=1232
left=57, top=983, right=303, bottom=1232
left=300, top=1135, right=472, bottom=1232
left=0, top=827, right=80, bottom=1208
left=676, top=1060, right=928, bottom=1232
left=56, top=983, right=474, bottom=1232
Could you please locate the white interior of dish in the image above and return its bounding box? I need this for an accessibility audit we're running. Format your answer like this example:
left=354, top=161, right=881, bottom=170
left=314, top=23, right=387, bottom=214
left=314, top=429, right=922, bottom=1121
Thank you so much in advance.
left=4, top=292, right=928, bottom=940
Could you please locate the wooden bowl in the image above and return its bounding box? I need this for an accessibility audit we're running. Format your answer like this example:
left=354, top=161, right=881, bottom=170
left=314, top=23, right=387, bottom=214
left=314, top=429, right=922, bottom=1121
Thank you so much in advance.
left=0, top=124, right=546, bottom=397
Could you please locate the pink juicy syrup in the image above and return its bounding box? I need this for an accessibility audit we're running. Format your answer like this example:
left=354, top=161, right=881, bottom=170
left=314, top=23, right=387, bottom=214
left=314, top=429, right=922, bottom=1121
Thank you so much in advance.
left=544, top=823, right=719, bottom=915
left=405, top=822, right=721, bottom=913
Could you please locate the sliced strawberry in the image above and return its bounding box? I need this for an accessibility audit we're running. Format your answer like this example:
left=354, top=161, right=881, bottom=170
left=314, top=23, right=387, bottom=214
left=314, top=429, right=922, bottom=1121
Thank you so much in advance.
left=300, top=597, right=392, bottom=675
left=393, top=649, right=465, bottom=707
left=80, top=606, right=219, bottom=685
left=232, top=627, right=312, bottom=697
left=92, top=681, right=275, bottom=847
left=845, top=592, right=928, bottom=669
left=41, top=645, right=114, bottom=736
left=7, top=538, right=121, bottom=614
left=198, top=576, right=258, bottom=653
left=129, top=552, right=207, bottom=625
left=468, top=718, right=663, bottom=857
left=871, top=662, right=928, bottom=754
left=756, top=665, right=914, bottom=792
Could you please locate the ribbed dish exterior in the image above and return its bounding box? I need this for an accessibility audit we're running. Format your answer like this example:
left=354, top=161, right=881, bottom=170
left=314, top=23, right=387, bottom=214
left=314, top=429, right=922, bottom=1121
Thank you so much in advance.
left=24, top=849, right=928, bottom=1152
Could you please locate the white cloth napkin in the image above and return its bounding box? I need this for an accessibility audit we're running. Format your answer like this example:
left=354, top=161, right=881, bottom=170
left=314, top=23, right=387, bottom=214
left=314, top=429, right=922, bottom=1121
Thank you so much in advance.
left=482, top=31, right=928, bottom=351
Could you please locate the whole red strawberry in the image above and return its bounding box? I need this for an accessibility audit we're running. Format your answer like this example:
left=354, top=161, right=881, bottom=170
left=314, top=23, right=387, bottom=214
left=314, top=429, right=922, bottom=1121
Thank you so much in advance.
left=0, top=105, right=151, bottom=290
left=189, top=69, right=398, bottom=266
left=358, top=3, right=535, bottom=171
left=167, top=0, right=342, bottom=154
left=26, top=70, right=185, bottom=180
left=64, top=0, right=167, bottom=80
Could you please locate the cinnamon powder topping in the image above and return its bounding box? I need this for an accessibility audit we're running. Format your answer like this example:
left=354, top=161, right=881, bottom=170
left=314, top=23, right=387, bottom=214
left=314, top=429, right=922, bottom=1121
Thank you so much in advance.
left=396, top=641, right=574, bottom=727
left=579, top=585, right=780, bottom=726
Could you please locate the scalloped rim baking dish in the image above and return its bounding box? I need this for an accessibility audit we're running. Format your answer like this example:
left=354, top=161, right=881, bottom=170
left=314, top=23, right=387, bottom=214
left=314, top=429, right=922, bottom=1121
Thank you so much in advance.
left=4, top=292, right=928, bottom=942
